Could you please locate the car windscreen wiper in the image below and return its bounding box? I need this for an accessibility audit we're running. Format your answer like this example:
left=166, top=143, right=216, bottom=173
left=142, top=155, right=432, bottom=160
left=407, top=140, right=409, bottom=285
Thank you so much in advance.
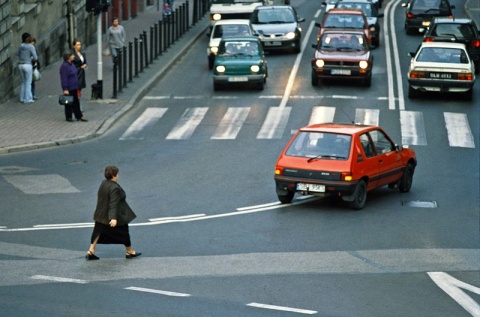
left=307, top=154, right=346, bottom=162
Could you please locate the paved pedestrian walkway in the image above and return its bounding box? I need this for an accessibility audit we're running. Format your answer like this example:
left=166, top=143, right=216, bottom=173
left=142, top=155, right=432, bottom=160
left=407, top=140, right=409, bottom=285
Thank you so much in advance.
left=0, top=5, right=209, bottom=154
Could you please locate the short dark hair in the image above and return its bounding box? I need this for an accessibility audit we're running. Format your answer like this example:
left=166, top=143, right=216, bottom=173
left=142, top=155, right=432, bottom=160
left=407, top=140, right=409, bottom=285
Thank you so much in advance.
left=104, top=166, right=119, bottom=180
left=22, top=32, right=31, bottom=42
left=63, top=50, right=74, bottom=60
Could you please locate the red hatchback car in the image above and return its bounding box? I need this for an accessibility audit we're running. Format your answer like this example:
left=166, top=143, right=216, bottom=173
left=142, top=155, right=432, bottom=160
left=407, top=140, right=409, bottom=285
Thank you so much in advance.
left=274, top=123, right=417, bottom=209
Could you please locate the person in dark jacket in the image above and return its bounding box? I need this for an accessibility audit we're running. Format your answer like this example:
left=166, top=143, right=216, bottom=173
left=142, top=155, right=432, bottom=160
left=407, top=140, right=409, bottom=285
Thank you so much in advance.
left=72, top=39, right=87, bottom=101
left=59, top=51, right=87, bottom=122
left=86, top=166, right=141, bottom=260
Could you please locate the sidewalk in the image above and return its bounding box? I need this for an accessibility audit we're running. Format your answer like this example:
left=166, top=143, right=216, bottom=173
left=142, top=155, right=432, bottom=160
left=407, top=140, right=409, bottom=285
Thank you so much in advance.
left=0, top=5, right=209, bottom=154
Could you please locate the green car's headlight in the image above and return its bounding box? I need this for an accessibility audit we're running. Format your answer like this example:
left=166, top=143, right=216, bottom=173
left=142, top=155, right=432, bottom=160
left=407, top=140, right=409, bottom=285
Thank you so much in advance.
left=250, top=65, right=260, bottom=72
left=216, top=65, right=226, bottom=73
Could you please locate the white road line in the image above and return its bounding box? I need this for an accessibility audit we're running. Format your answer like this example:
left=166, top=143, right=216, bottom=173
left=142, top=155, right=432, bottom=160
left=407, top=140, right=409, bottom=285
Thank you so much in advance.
left=384, top=0, right=396, bottom=110
left=30, top=275, right=89, bottom=284
left=332, top=95, right=358, bottom=99
left=257, top=107, right=291, bottom=139
left=356, top=108, right=379, bottom=126
left=143, top=96, right=171, bottom=100
left=309, top=106, right=336, bottom=125
left=400, top=110, right=427, bottom=146
left=34, top=223, right=93, bottom=228
left=211, top=107, right=250, bottom=139
left=444, top=112, right=475, bottom=148
left=279, top=20, right=316, bottom=109
left=166, top=107, right=208, bottom=140
left=247, top=302, right=317, bottom=315
left=428, top=272, right=480, bottom=317
left=125, top=286, right=191, bottom=297
left=119, top=108, right=168, bottom=140
left=149, top=214, right=206, bottom=222
left=389, top=0, right=405, bottom=111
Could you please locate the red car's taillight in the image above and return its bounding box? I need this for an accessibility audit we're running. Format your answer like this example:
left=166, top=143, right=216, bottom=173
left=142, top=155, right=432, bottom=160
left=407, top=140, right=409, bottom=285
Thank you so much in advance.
left=341, top=172, right=353, bottom=181
left=275, top=165, right=284, bottom=175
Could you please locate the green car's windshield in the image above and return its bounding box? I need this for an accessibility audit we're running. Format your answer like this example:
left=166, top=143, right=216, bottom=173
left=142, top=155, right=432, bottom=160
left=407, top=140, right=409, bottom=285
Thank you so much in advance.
left=219, top=41, right=260, bottom=56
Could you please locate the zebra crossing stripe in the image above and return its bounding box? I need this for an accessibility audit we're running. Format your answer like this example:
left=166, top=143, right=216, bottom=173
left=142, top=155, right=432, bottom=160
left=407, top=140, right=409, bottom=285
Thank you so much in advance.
left=166, top=107, right=209, bottom=140
left=119, top=108, right=168, bottom=140
left=309, top=106, right=335, bottom=125
left=400, top=110, right=427, bottom=146
left=444, top=112, right=475, bottom=148
left=356, top=108, right=379, bottom=126
left=211, top=107, right=250, bottom=139
left=257, top=107, right=291, bottom=139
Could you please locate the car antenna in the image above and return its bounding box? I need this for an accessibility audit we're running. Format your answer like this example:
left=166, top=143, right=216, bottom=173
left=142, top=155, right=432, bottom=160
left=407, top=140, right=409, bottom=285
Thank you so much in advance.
left=338, top=106, right=355, bottom=124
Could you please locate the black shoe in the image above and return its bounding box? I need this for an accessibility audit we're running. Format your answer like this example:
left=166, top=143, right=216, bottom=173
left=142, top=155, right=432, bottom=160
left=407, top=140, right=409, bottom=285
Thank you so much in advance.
left=86, top=252, right=99, bottom=260
left=77, top=118, right=88, bottom=122
left=66, top=118, right=73, bottom=122
left=126, top=252, right=142, bottom=259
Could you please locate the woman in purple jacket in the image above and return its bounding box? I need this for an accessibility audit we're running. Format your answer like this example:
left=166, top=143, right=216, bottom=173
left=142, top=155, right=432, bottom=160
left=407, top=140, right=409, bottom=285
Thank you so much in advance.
left=59, top=51, right=87, bottom=122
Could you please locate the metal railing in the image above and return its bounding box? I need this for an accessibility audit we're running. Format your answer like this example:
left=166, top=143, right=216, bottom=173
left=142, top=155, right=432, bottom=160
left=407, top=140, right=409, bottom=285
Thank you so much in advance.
left=112, top=0, right=209, bottom=98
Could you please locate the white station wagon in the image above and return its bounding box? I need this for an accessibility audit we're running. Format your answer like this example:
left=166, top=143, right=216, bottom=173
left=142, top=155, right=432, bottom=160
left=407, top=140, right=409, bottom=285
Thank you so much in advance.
left=407, top=42, right=476, bottom=100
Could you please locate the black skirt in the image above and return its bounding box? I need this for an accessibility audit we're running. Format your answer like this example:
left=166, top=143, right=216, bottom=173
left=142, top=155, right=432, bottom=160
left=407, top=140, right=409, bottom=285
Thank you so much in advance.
left=91, top=222, right=131, bottom=246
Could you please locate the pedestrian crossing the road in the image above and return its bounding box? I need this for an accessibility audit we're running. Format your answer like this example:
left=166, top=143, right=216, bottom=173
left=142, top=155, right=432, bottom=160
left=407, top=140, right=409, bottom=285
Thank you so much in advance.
left=119, top=106, right=475, bottom=148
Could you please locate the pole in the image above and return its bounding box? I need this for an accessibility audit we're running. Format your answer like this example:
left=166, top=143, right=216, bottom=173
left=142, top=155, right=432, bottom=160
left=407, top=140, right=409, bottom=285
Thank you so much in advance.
left=96, top=12, right=103, bottom=99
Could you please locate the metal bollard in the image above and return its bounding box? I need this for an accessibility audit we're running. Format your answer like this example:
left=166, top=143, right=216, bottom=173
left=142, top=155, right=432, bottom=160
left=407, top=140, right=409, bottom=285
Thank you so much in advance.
left=134, top=37, right=139, bottom=77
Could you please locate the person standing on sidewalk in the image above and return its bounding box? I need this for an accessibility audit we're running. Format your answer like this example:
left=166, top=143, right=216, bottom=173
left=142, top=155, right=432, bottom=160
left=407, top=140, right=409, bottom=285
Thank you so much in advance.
left=59, top=51, right=87, bottom=122
left=107, top=17, right=126, bottom=64
left=31, top=37, right=39, bottom=100
left=72, top=39, right=87, bottom=111
left=16, top=34, right=38, bottom=104
left=86, top=165, right=141, bottom=260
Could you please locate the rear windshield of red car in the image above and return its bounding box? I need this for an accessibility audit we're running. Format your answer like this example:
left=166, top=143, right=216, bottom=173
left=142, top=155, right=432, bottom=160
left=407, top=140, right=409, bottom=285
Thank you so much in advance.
left=286, top=132, right=352, bottom=159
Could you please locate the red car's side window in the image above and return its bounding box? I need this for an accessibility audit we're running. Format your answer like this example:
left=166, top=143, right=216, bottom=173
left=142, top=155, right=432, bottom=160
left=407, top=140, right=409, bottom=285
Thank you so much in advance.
left=360, top=133, right=374, bottom=157
left=369, top=130, right=394, bottom=154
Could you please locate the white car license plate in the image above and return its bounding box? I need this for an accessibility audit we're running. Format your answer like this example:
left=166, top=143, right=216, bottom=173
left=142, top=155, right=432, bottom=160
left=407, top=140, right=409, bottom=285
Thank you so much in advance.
left=296, top=183, right=325, bottom=192
left=228, top=76, right=248, bottom=82
left=265, top=41, right=282, bottom=46
left=429, top=72, right=452, bottom=79
left=331, top=69, right=351, bottom=75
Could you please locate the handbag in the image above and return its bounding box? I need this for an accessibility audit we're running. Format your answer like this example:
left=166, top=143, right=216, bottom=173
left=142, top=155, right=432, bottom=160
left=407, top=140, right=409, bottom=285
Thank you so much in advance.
left=102, top=46, right=111, bottom=56
left=33, top=68, right=41, bottom=81
left=58, top=95, right=75, bottom=105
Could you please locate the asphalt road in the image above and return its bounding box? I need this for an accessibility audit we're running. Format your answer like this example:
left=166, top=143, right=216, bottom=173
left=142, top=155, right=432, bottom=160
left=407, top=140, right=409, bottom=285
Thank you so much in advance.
left=0, top=0, right=478, bottom=316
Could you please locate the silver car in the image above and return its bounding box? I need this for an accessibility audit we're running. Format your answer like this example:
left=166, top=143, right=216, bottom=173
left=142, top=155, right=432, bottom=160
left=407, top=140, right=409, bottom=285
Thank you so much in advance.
left=407, top=42, right=475, bottom=100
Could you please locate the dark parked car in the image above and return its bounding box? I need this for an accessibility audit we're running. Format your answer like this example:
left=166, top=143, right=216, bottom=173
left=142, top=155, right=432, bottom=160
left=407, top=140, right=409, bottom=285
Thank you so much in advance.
left=250, top=5, right=305, bottom=53
left=402, top=0, right=455, bottom=35
left=423, top=18, right=480, bottom=73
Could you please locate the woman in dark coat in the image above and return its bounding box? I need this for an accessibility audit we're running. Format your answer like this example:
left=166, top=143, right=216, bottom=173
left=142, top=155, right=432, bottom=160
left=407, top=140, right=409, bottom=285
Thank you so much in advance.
left=59, top=51, right=87, bottom=122
left=86, top=166, right=141, bottom=260
left=72, top=39, right=87, bottom=94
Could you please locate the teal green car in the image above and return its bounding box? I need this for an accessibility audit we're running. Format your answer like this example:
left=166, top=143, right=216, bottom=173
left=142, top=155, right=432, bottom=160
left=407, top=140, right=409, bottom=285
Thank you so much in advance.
left=213, top=36, right=268, bottom=90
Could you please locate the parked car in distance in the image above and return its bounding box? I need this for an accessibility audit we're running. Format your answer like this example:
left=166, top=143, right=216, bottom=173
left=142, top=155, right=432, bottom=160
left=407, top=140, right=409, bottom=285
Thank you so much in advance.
left=316, top=8, right=372, bottom=46
left=207, top=19, right=254, bottom=70
left=274, top=123, right=417, bottom=210
left=423, top=18, right=480, bottom=73
left=407, top=42, right=476, bottom=100
left=250, top=5, right=305, bottom=53
left=311, top=31, right=373, bottom=86
left=335, top=0, right=384, bottom=47
left=213, top=36, right=268, bottom=90
left=402, top=0, right=455, bottom=35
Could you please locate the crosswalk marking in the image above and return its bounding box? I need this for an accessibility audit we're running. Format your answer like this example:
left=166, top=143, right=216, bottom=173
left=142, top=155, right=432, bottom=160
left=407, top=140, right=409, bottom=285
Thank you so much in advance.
left=309, top=106, right=335, bottom=125
left=211, top=107, right=250, bottom=139
left=400, top=110, right=427, bottom=146
left=444, top=112, right=475, bottom=148
left=166, top=107, right=208, bottom=140
left=356, top=108, right=379, bottom=126
left=119, top=108, right=168, bottom=140
left=118, top=106, right=474, bottom=148
left=257, top=107, right=291, bottom=139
